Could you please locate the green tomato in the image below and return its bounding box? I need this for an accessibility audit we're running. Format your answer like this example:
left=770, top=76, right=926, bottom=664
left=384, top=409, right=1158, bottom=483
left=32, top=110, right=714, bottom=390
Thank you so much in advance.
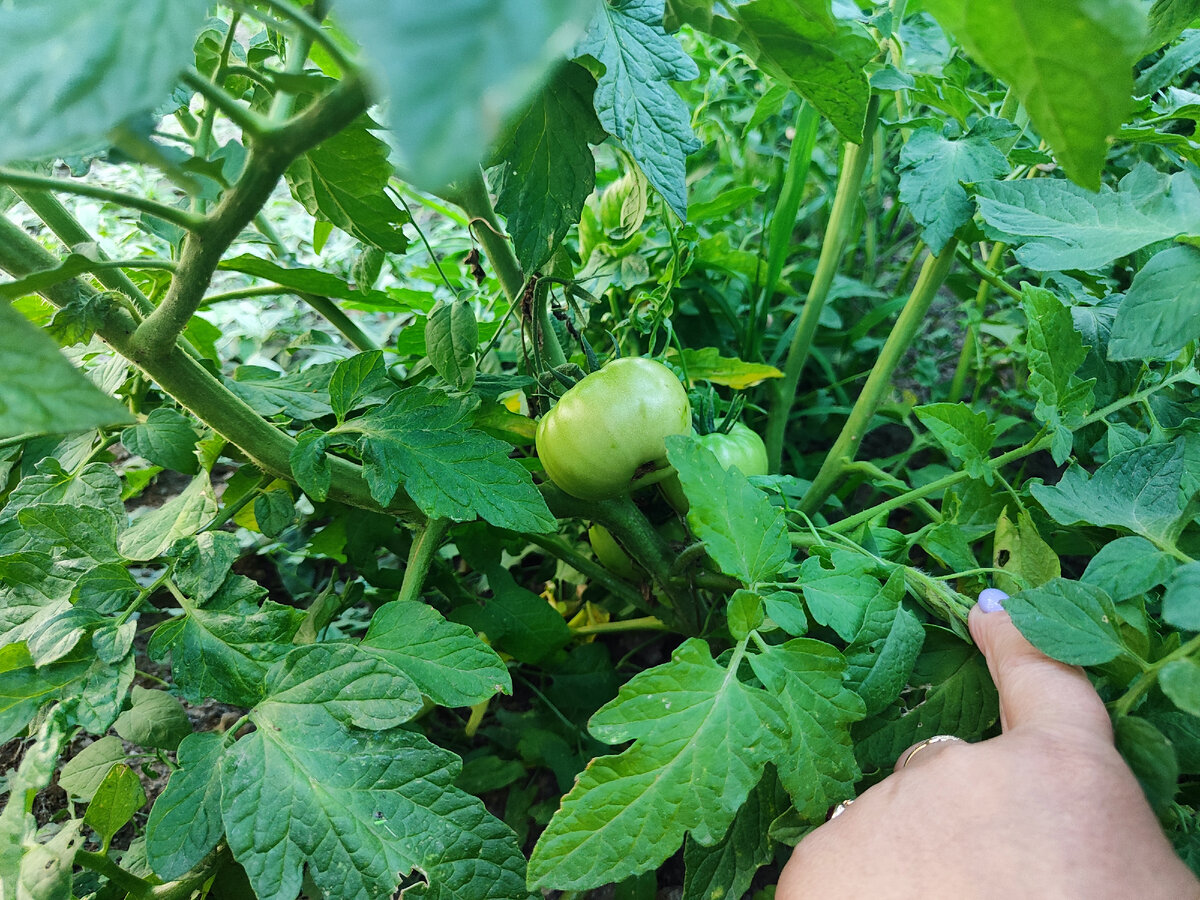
left=661, top=422, right=769, bottom=512
left=588, top=524, right=642, bottom=580
left=536, top=357, right=691, bottom=501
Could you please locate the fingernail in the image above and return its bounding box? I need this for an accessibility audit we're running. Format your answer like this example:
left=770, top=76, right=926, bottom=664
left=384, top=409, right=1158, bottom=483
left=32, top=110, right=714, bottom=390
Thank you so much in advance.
left=977, top=588, right=1008, bottom=613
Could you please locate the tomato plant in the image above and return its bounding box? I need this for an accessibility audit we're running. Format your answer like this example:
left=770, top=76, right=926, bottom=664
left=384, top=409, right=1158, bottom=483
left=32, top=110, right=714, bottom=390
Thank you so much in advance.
left=536, top=357, right=691, bottom=500
left=661, top=421, right=770, bottom=511
left=1, top=1, right=1199, bottom=898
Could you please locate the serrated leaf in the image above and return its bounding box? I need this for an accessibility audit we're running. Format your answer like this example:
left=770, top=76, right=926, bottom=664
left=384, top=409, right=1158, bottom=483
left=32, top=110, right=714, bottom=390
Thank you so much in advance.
left=172, top=531, right=242, bottom=603
left=84, top=764, right=145, bottom=844
left=225, top=361, right=337, bottom=421
left=854, top=629, right=998, bottom=770
left=666, top=435, right=789, bottom=584
left=574, top=0, right=701, bottom=218
left=9, top=504, right=122, bottom=572
left=1109, top=245, right=1200, bottom=361
left=1031, top=441, right=1186, bottom=546
left=914, top=402, right=997, bottom=482
left=1004, top=578, right=1127, bottom=666
left=527, top=638, right=787, bottom=890
left=1022, top=285, right=1093, bottom=463
left=898, top=120, right=1013, bottom=255
left=797, top=550, right=880, bottom=642
left=113, top=686, right=192, bottom=751
left=286, top=117, right=411, bottom=253
left=748, top=640, right=864, bottom=819
left=0, top=0, right=207, bottom=163
left=120, top=473, right=217, bottom=561
left=221, top=646, right=528, bottom=900
left=993, top=506, right=1060, bottom=595
left=1160, top=658, right=1200, bottom=716
left=329, top=351, right=387, bottom=423
left=337, top=0, right=598, bottom=189
left=122, top=408, right=199, bottom=474
left=1081, top=536, right=1177, bottom=601
left=0, top=459, right=123, bottom=527
left=922, top=0, right=1146, bottom=188
left=973, top=167, right=1200, bottom=270
left=671, top=347, right=783, bottom=389
left=1146, top=0, right=1200, bottom=50
left=425, top=300, right=479, bottom=391
left=844, top=571, right=926, bottom=717
left=361, top=601, right=512, bottom=708
left=0, top=708, right=67, bottom=897
left=1164, top=561, right=1200, bottom=631
left=146, top=731, right=226, bottom=881
left=0, top=300, right=133, bottom=439
left=289, top=430, right=331, bottom=502
left=682, top=773, right=784, bottom=900
left=723, top=0, right=876, bottom=144
left=59, top=736, right=126, bottom=801
left=341, top=389, right=555, bottom=532
left=494, top=62, right=605, bottom=271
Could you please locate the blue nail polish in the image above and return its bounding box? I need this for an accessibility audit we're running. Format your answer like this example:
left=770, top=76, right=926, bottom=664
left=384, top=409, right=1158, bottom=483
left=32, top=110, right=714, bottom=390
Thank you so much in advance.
left=977, top=588, right=1008, bottom=613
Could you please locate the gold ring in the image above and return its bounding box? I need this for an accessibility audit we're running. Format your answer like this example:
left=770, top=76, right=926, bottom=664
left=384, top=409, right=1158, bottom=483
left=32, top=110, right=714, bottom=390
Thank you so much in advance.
left=829, top=798, right=855, bottom=819
left=900, top=734, right=965, bottom=768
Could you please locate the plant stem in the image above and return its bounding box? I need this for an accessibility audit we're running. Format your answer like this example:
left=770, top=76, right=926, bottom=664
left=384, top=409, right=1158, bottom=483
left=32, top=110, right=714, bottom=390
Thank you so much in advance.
left=235, top=0, right=356, bottom=75
left=956, top=243, right=1021, bottom=301
left=570, top=616, right=669, bottom=636
left=801, top=240, right=958, bottom=514
left=75, top=850, right=155, bottom=897
left=10, top=187, right=156, bottom=314
left=1111, top=633, right=1200, bottom=718
left=182, top=69, right=270, bottom=139
left=452, top=167, right=525, bottom=304
left=398, top=517, right=451, bottom=604
left=947, top=241, right=1007, bottom=401
left=299, top=292, right=378, bottom=351
left=524, top=533, right=645, bottom=608
left=765, top=95, right=881, bottom=473
left=0, top=168, right=202, bottom=231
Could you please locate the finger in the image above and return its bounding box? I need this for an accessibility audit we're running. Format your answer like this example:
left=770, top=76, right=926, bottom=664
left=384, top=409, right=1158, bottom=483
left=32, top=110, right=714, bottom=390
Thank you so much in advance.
left=895, top=735, right=967, bottom=771
left=969, top=597, right=1112, bottom=741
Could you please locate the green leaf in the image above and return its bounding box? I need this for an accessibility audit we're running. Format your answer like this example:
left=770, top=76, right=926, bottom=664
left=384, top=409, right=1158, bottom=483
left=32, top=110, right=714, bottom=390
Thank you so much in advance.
left=0, top=459, right=123, bottom=527
left=1165, top=561, right=1200, bottom=631
left=8, top=504, right=122, bottom=573
left=682, top=773, right=784, bottom=900
left=974, top=166, right=1200, bottom=270
left=113, top=686, right=193, bottom=751
left=1146, top=0, right=1200, bottom=50
left=1004, top=578, right=1127, bottom=665
left=0, top=708, right=67, bottom=898
left=329, top=351, right=387, bottom=423
left=671, top=347, right=783, bottom=389
left=844, top=571, right=926, bottom=717
left=666, top=435, right=789, bottom=584
left=761, top=590, right=808, bottom=636
left=425, top=300, right=479, bottom=392
left=921, top=0, right=1146, bottom=188
left=494, top=62, right=606, bottom=271
left=361, top=601, right=512, bottom=708
left=18, top=818, right=81, bottom=900
left=225, top=361, right=337, bottom=421
left=1115, top=716, right=1179, bottom=816
left=914, top=402, right=997, bottom=482
left=147, top=575, right=304, bottom=707
left=120, top=473, right=217, bottom=561
left=0, top=300, right=133, bottom=439
left=172, top=531, right=242, bottom=604
left=0, top=0, right=207, bottom=163
left=218, top=256, right=409, bottom=313
left=854, top=629, right=998, bottom=770
left=748, top=640, right=865, bottom=819
left=286, top=117, right=411, bottom=253
left=146, top=732, right=226, bottom=881
left=718, top=0, right=876, bottom=144
left=342, top=389, right=556, bottom=532
left=121, top=408, right=200, bottom=474
left=289, top=431, right=331, bottom=502
left=1081, top=536, right=1177, bottom=601
left=1022, top=285, right=1094, bottom=463
left=59, top=736, right=126, bottom=801
left=727, top=590, right=765, bottom=640
left=336, top=0, right=598, bottom=189
left=898, top=120, right=1013, bottom=255
left=993, top=506, right=1060, bottom=595
left=221, top=646, right=528, bottom=900
left=527, top=639, right=787, bottom=890
left=1109, top=245, right=1200, bottom=360
left=798, top=550, right=880, bottom=642
left=84, top=764, right=146, bottom=844
left=1160, top=658, right=1200, bottom=716
left=575, top=0, right=701, bottom=218
left=1031, top=441, right=1186, bottom=546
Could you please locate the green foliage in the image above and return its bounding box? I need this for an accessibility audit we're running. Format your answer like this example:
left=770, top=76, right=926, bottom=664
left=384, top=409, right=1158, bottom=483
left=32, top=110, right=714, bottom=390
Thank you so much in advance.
left=2, top=1, right=1200, bottom=896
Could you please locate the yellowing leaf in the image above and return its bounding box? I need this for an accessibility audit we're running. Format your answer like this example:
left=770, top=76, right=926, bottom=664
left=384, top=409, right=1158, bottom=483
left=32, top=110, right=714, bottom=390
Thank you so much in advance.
left=671, top=347, right=783, bottom=389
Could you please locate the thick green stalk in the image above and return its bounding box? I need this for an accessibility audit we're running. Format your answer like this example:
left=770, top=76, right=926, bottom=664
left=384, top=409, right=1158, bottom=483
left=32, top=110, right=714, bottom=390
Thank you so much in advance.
left=75, top=850, right=155, bottom=897
left=947, top=242, right=1007, bottom=401
left=453, top=167, right=525, bottom=304
left=801, top=241, right=958, bottom=514
left=10, top=187, right=155, bottom=314
left=765, top=95, right=881, bottom=473
left=300, top=292, right=378, bottom=351
left=398, top=517, right=451, bottom=604
left=524, top=532, right=645, bottom=608
left=0, top=215, right=419, bottom=520
left=0, top=168, right=203, bottom=231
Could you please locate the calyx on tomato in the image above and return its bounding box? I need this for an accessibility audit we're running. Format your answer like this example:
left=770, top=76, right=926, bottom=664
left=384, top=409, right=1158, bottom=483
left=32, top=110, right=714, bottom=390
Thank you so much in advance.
left=535, top=357, right=691, bottom=501
left=661, top=421, right=769, bottom=512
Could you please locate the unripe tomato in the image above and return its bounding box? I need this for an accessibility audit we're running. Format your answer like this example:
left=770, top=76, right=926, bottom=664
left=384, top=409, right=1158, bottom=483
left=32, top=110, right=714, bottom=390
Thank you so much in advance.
left=661, top=422, right=769, bottom=512
left=535, top=357, right=691, bottom=501
left=588, top=524, right=642, bottom=580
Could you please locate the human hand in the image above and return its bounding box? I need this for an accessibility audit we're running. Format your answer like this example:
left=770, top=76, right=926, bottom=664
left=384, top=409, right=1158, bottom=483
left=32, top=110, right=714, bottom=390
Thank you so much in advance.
left=776, top=590, right=1200, bottom=900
